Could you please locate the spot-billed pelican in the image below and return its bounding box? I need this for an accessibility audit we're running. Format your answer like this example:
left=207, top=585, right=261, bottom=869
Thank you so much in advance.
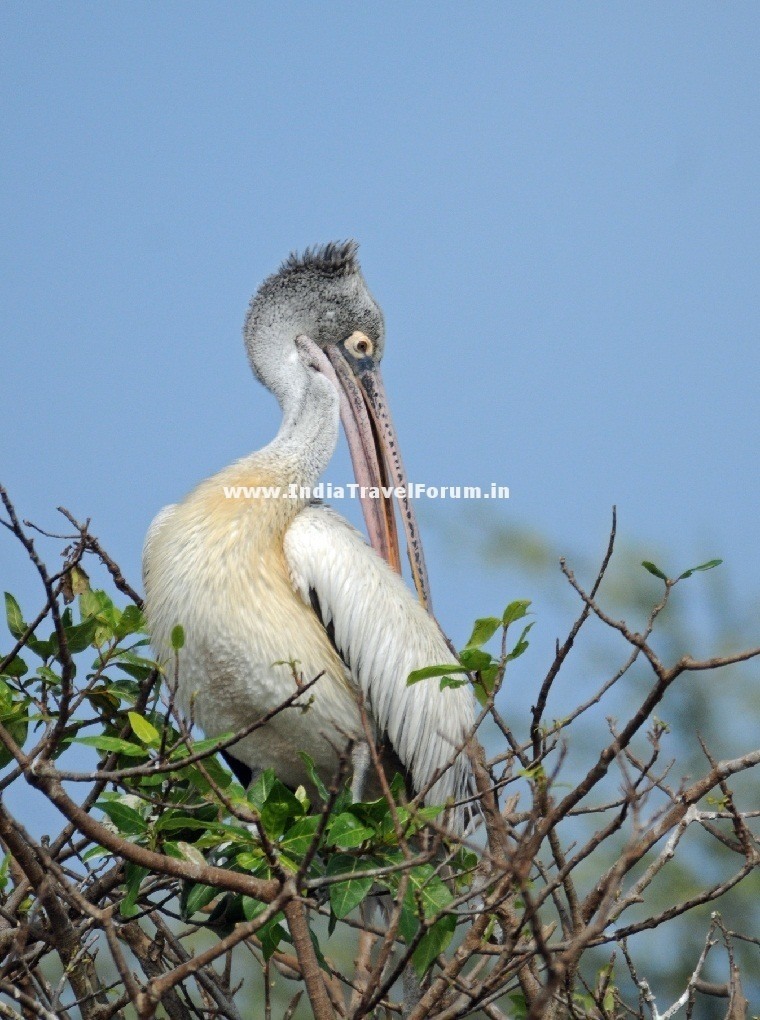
left=143, top=242, right=474, bottom=828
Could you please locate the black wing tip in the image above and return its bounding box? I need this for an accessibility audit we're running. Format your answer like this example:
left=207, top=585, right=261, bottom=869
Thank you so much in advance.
left=220, top=749, right=253, bottom=789
left=309, top=587, right=345, bottom=666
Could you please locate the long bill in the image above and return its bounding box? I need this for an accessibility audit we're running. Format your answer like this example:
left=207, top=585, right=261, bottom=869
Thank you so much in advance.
left=324, top=347, right=433, bottom=612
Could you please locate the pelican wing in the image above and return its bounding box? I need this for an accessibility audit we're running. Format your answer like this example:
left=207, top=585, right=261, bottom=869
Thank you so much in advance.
left=283, top=503, right=475, bottom=819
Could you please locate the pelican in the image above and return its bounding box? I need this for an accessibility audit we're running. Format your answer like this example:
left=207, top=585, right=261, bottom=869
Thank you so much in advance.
left=143, top=242, right=475, bottom=827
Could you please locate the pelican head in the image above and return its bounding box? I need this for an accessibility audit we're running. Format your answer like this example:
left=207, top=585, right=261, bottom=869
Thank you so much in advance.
left=244, top=241, right=430, bottom=606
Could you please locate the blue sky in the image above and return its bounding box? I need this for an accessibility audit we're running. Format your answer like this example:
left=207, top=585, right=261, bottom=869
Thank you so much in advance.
left=2, top=4, right=758, bottom=657
left=2, top=8, right=759, bottom=1003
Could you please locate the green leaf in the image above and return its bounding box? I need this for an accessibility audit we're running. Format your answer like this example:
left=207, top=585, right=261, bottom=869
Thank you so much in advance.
left=258, top=913, right=288, bottom=960
left=236, top=851, right=271, bottom=876
left=503, top=599, right=531, bottom=626
left=472, top=664, right=501, bottom=707
left=459, top=647, right=492, bottom=672
left=518, top=762, right=546, bottom=782
left=279, top=815, right=323, bottom=857
left=4, top=593, right=25, bottom=640
left=327, top=855, right=374, bottom=918
left=98, top=800, right=148, bottom=836
left=114, top=651, right=156, bottom=682
left=242, top=900, right=289, bottom=958
left=1, top=655, right=27, bottom=679
left=182, top=882, right=218, bottom=918
left=79, top=589, right=120, bottom=643
left=79, top=588, right=106, bottom=620
left=678, top=558, right=723, bottom=580
left=26, top=635, right=54, bottom=660
left=389, top=772, right=406, bottom=800
left=115, top=604, right=146, bottom=640
left=414, top=804, right=445, bottom=824
left=464, top=616, right=501, bottom=648
left=412, top=914, right=456, bottom=976
left=472, top=685, right=489, bottom=708
left=397, top=864, right=456, bottom=974
left=397, top=860, right=457, bottom=946
left=128, top=711, right=160, bottom=747
left=352, top=796, right=392, bottom=827
left=121, top=863, right=147, bottom=918
left=450, top=846, right=479, bottom=882
left=309, top=925, right=330, bottom=973
left=74, top=735, right=147, bottom=757
left=248, top=768, right=276, bottom=809
left=85, top=685, right=120, bottom=712
left=0, top=680, right=12, bottom=715
left=154, top=813, right=218, bottom=834
left=63, top=615, right=99, bottom=654
left=405, top=864, right=453, bottom=918
left=298, top=751, right=329, bottom=801
left=171, top=625, right=185, bottom=650
left=398, top=901, right=418, bottom=942
left=407, top=664, right=466, bottom=686
left=175, top=842, right=209, bottom=869
left=327, top=812, right=374, bottom=849
left=507, top=621, right=535, bottom=662
left=440, top=675, right=467, bottom=691
left=642, top=560, right=668, bottom=581
left=183, top=754, right=233, bottom=793
left=260, top=780, right=304, bottom=838
left=82, top=845, right=109, bottom=863
left=509, top=992, right=528, bottom=1019
left=0, top=854, right=11, bottom=891
left=105, top=678, right=141, bottom=706
left=36, top=664, right=61, bottom=686
left=242, top=896, right=267, bottom=921
left=0, top=689, right=30, bottom=767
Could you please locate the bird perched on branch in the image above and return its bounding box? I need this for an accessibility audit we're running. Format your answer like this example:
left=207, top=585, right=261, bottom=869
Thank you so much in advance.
left=143, top=242, right=475, bottom=829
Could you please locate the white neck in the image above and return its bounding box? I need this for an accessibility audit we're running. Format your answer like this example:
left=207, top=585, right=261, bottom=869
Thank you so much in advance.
left=251, top=345, right=340, bottom=490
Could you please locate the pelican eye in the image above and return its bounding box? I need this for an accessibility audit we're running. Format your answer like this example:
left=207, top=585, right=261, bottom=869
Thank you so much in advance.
left=345, top=330, right=374, bottom=358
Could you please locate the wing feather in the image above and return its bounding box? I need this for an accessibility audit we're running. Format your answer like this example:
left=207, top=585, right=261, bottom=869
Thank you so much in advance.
left=284, top=504, right=475, bottom=827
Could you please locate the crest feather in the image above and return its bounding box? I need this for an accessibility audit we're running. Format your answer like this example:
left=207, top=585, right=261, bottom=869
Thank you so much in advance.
left=279, top=240, right=360, bottom=279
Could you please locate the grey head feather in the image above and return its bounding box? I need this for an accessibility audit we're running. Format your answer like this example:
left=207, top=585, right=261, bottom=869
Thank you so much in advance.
left=244, top=243, right=385, bottom=394
left=254, top=242, right=363, bottom=308
left=279, top=240, right=360, bottom=279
